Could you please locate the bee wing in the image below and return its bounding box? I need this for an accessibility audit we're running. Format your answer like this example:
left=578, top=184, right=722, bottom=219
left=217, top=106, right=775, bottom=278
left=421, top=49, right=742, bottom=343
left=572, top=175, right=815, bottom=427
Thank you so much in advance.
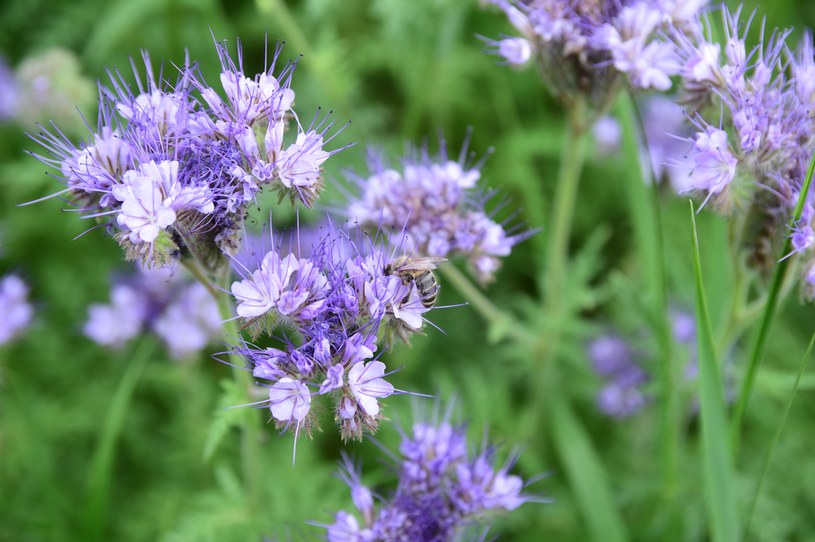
left=396, top=256, right=446, bottom=272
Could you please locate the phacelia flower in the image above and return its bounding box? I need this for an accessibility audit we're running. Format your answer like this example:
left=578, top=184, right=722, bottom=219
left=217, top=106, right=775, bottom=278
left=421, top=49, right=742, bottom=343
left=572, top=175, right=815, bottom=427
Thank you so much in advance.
left=587, top=334, right=649, bottom=418
left=587, top=310, right=727, bottom=419
left=30, top=38, right=345, bottom=272
left=345, top=137, right=526, bottom=283
left=0, top=275, right=34, bottom=345
left=232, top=222, right=444, bottom=444
left=319, top=405, right=539, bottom=541
left=85, top=263, right=221, bottom=360
left=672, top=5, right=815, bottom=292
left=484, top=0, right=706, bottom=120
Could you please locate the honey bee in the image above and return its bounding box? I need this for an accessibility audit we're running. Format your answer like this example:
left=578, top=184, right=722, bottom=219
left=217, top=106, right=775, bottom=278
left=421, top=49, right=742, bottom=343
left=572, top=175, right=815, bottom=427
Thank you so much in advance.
left=384, top=256, right=445, bottom=308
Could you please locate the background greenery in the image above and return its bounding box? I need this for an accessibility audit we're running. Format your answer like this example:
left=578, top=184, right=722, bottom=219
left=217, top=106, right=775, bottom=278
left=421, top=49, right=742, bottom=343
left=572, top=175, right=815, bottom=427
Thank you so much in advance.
left=2, top=0, right=815, bottom=540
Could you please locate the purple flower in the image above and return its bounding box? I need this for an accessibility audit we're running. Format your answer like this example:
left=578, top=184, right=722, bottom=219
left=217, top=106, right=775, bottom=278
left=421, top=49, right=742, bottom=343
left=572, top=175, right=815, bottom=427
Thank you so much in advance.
left=153, top=283, right=222, bottom=359
left=686, top=127, right=738, bottom=199
left=588, top=310, right=706, bottom=418
left=30, top=38, right=345, bottom=270
left=346, top=138, right=525, bottom=283
left=346, top=361, right=395, bottom=417
left=231, top=252, right=329, bottom=322
left=233, top=223, right=443, bottom=443
left=269, top=377, right=312, bottom=423
left=593, top=116, right=622, bottom=156
left=85, top=263, right=221, bottom=360
left=598, top=381, right=648, bottom=419
left=483, top=0, right=706, bottom=112
left=639, top=97, right=694, bottom=193
left=0, top=275, right=34, bottom=345
left=318, top=405, right=539, bottom=541
left=84, top=283, right=150, bottom=347
left=0, top=57, right=19, bottom=121
left=672, top=5, right=815, bottom=218
left=587, top=334, right=649, bottom=418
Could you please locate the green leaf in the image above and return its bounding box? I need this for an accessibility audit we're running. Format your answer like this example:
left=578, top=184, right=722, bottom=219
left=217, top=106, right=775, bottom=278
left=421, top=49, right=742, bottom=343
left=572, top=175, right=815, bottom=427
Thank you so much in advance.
left=690, top=200, right=740, bottom=542
left=549, top=392, right=628, bottom=542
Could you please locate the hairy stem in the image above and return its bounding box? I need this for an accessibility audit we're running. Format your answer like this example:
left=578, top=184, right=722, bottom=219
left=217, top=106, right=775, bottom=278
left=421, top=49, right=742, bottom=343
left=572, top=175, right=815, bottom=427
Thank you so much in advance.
left=540, top=101, right=589, bottom=360
left=439, top=264, right=532, bottom=344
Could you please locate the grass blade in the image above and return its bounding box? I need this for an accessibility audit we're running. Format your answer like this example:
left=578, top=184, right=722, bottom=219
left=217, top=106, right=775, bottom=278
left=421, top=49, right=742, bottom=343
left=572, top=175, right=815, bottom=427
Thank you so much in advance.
left=745, top=329, right=815, bottom=539
left=731, top=154, right=815, bottom=450
left=690, top=200, right=740, bottom=542
left=549, top=392, right=628, bottom=542
left=82, top=336, right=157, bottom=541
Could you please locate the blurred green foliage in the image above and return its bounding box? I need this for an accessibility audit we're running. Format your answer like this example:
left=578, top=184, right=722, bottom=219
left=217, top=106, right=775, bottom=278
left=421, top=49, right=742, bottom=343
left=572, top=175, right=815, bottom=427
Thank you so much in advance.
left=3, top=0, right=815, bottom=541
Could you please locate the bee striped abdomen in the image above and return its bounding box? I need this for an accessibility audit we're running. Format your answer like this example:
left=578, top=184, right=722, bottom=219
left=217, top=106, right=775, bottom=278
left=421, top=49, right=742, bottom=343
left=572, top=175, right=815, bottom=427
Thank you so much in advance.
left=414, top=271, right=439, bottom=308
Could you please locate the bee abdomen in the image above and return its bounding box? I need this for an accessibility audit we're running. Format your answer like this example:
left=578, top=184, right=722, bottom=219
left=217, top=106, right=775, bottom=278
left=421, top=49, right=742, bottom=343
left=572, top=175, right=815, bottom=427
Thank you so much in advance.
left=415, top=272, right=439, bottom=308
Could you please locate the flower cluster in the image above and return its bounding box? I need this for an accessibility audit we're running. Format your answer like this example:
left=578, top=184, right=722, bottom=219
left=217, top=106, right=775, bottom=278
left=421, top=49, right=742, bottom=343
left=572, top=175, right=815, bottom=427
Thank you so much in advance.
left=321, top=409, right=536, bottom=541
left=484, top=0, right=707, bottom=115
left=587, top=310, right=697, bottom=418
left=0, top=274, right=34, bottom=346
left=31, top=39, right=343, bottom=272
left=672, top=6, right=815, bottom=294
left=85, top=264, right=221, bottom=359
left=232, top=224, right=442, bottom=442
left=587, top=334, right=649, bottom=418
left=345, top=140, right=523, bottom=283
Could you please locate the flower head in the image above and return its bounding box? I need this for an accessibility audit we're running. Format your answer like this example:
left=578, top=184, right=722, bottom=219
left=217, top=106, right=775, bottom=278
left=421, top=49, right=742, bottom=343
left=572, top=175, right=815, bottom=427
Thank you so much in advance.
left=232, top=222, right=445, bottom=444
left=346, top=137, right=525, bottom=283
left=587, top=334, right=649, bottom=418
left=484, top=0, right=705, bottom=116
left=85, top=263, right=221, bottom=360
left=30, top=38, right=345, bottom=271
left=318, top=403, right=540, bottom=540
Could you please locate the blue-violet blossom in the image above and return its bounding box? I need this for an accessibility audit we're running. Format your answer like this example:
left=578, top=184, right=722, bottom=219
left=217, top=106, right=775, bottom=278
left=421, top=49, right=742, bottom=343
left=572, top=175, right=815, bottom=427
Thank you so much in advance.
left=85, top=263, right=221, bottom=359
left=30, top=39, right=345, bottom=272
left=345, top=139, right=524, bottom=283
left=319, top=407, right=538, bottom=541
left=232, top=223, right=443, bottom=442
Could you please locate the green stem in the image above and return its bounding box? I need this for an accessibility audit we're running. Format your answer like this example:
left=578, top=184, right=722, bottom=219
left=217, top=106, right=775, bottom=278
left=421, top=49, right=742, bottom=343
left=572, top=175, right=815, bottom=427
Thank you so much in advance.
left=82, top=336, right=157, bottom=541
left=438, top=264, right=531, bottom=344
left=181, top=257, right=219, bottom=299
left=214, top=266, right=263, bottom=508
left=731, top=153, right=815, bottom=455
left=540, top=101, right=589, bottom=359
left=617, top=92, right=678, bottom=509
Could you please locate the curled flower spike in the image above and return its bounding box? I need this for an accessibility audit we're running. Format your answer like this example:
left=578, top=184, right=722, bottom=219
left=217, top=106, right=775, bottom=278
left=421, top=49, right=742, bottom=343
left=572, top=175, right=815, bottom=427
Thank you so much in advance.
left=345, top=135, right=527, bottom=283
left=670, top=5, right=815, bottom=292
left=317, top=402, right=542, bottom=541
left=28, top=38, right=346, bottom=272
left=230, top=221, right=446, bottom=444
